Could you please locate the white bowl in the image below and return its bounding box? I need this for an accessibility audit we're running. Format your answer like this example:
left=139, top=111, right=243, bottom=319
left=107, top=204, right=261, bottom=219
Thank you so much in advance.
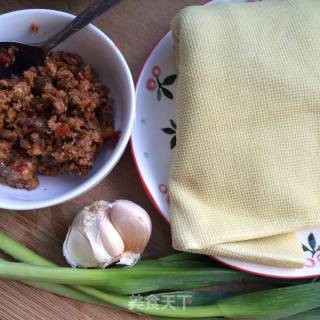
left=0, top=9, right=135, bottom=210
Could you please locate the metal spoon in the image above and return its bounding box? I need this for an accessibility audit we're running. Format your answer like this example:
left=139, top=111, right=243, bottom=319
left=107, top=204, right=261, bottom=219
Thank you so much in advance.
left=0, top=0, right=121, bottom=79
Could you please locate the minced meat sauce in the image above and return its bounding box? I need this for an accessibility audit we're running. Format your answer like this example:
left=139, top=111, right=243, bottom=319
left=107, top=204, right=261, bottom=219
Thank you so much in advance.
left=0, top=51, right=117, bottom=190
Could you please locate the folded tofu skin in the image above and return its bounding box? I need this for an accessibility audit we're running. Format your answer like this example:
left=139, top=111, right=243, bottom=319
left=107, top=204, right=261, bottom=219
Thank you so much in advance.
left=169, top=0, right=320, bottom=268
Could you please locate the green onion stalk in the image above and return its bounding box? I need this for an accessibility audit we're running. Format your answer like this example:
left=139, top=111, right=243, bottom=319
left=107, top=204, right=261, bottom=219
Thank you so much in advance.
left=0, top=233, right=267, bottom=294
left=0, top=260, right=266, bottom=294
left=0, top=231, right=319, bottom=319
left=23, top=281, right=105, bottom=305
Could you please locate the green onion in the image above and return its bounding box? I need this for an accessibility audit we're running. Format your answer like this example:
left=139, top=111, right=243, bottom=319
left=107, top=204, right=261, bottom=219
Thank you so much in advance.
left=0, top=259, right=317, bottom=319
left=0, top=232, right=265, bottom=295
left=0, top=232, right=222, bottom=317
left=150, top=309, right=320, bottom=320
left=152, top=316, right=221, bottom=320
left=153, top=317, right=220, bottom=320
left=151, top=283, right=278, bottom=307
left=0, top=259, right=267, bottom=294
left=23, top=281, right=105, bottom=305
left=214, top=283, right=320, bottom=319
left=284, top=309, right=320, bottom=320
left=136, top=259, right=216, bottom=268
left=158, top=252, right=214, bottom=263
left=0, top=231, right=318, bottom=320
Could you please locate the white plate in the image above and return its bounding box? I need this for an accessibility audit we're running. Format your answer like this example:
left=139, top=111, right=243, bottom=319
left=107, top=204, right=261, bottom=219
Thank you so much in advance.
left=131, top=0, right=320, bottom=278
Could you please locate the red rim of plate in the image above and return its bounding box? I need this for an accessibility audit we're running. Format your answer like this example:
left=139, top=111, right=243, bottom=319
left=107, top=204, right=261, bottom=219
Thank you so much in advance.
left=129, top=11, right=319, bottom=281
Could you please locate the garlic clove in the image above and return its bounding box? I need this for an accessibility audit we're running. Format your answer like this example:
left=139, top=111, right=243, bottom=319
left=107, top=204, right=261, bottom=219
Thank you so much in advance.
left=63, top=200, right=125, bottom=268
left=63, top=227, right=98, bottom=268
left=109, top=200, right=152, bottom=256
left=83, top=201, right=124, bottom=263
left=63, top=203, right=100, bottom=268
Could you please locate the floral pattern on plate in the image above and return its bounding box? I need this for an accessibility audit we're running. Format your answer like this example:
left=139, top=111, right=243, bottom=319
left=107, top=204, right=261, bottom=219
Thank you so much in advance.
left=161, top=119, right=176, bottom=150
left=146, top=65, right=177, bottom=101
left=303, top=233, right=320, bottom=268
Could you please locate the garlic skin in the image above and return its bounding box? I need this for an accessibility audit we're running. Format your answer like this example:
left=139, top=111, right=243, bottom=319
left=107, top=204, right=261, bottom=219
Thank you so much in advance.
left=63, top=200, right=152, bottom=268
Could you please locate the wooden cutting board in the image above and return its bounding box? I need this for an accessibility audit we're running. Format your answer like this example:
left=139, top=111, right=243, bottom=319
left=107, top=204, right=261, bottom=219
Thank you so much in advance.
left=0, top=0, right=206, bottom=319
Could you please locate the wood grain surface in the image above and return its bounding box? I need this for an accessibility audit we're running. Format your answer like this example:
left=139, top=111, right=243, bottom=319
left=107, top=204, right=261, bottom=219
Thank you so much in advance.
left=0, top=0, right=206, bottom=319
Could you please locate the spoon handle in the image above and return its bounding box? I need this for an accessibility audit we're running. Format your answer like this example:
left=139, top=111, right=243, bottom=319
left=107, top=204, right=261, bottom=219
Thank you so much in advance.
left=43, top=0, right=121, bottom=52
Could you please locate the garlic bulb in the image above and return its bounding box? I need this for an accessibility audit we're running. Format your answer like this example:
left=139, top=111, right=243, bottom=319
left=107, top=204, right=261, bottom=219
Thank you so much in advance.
left=63, top=200, right=152, bottom=268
